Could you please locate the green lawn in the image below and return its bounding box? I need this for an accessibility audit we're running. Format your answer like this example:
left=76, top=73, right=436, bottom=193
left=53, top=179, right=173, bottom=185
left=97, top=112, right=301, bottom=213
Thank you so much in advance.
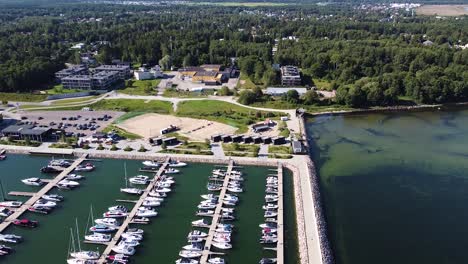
left=176, top=100, right=283, bottom=134
left=90, top=99, right=173, bottom=114
left=222, top=143, right=259, bottom=153
left=46, top=84, right=85, bottom=95
left=0, top=92, right=47, bottom=102
left=119, top=80, right=161, bottom=96
left=269, top=145, right=292, bottom=155
left=50, top=96, right=99, bottom=105
left=176, top=141, right=211, bottom=151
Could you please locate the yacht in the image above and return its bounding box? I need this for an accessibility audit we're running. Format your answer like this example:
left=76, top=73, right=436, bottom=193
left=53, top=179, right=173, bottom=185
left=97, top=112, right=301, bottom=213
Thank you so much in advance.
left=265, top=218, right=277, bottom=223
left=182, top=243, right=203, bottom=251
left=125, top=228, right=144, bottom=235
left=128, top=175, right=149, bottom=185
left=28, top=206, right=52, bottom=214
left=153, top=187, right=171, bottom=193
left=85, top=233, right=111, bottom=243
left=265, top=187, right=278, bottom=194
left=34, top=199, right=57, bottom=208
left=196, top=209, right=214, bottom=216
left=21, top=177, right=44, bottom=186
left=223, top=195, right=238, bottom=203
left=95, top=218, right=120, bottom=227
left=198, top=203, right=216, bottom=210
left=66, top=174, right=85, bottom=180
left=49, top=159, right=72, bottom=167
left=145, top=196, right=164, bottom=202
left=220, top=214, right=235, bottom=221
left=142, top=199, right=160, bottom=207
left=122, top=233, right=143, bottom=241
left=262, top=228, right=278, bottom=234
left=0, top=208, right=13, bottom=217
left=12, top=219, right=38, bottom=228
left=259, top=222, right=277, bottom=229
left=165, top=168, right=180, bottom=174
left=222, top=200, right=236, bottom=206
left=142, top=160, right=160, bottom=167
left=109, top=205, right=128, bottom=212
left=70, top=251, right=100, bottom=260
left=260, top=237, right=278, bottom=244
left=0, top=234, right=22, bottom=243
left=264, top=210, right=278, bottom=218
left=148, top=190, right=167, bottom=197
left=103, top=211, right=128, bottom=218
left=262, top=204, right=278, bottom=210
left=187, top=237, right=204, bottom=243
left=227, top=186, right=243, bottom=193
left=213, top=235, right=231, bottom=243
left=120, top=188, right=143, bottom=195
left=259, top=258, right=277, bottom=264
left=208, top=257, right=225, bottom=264
left=58, top=179, right=80, bottom=187
left=215, top=226, right=232, bottom=234
left=265, top=195, right=279, bottom=203
left=201, top=194, right=219, bottom=200
left=67, top=259, right=98, bottom=264
left=212, top=242, right=232, bottom=250
left=0, top=201, right=22, bottom=208
left=106, top=254, right=129, bottom=264
left=89, top=224, right=117, bottom=233
left=0, top=245, right=12, bottom=255
left=132, top=216, right=150, bottom=224
left=169, top=160, right=187, bottom=167
left=156, top=182, right=172, bottom=188
left=74, top=163, right=95, bottom=172
left=40, top=166, right=62, bottom=173
left=118, top=239, right=140, bottom=247
left=207, top=184, right=222, bottom=192
left=191, top=219, right=210, bottom=228
left=42, top=194, right=64, bottom=202
left=179, top=250, right=202, bottom=258
left=136, top=207, right=158, bottom=217
left=176, top=258, right=199, bottom=264
left=187, top=230, right=207, bottom=239
left=212, top=169, right=226, bottom=177
left=221, top=208, right=234, bottom=213
left=112, top=245, right=135, bottom=255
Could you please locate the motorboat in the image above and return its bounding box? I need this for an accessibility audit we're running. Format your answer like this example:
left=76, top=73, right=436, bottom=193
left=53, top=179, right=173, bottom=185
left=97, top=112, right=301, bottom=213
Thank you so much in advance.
left=223, top=195, right=238, bottom=203
left=129, top=175, right=149, bottom=185
left=265, top=187, right=278, bottom=194
left=34, top=199, right=57, bottom=208
left=165, top=168, right=180, bottom=174
left=28, top=206, right=52, bottom=214
left=213, top=235, right=231, bottom=243
left=58, top=179, right=80, bottom=187
left=156, top=182, right=172, bottom=188
left=262, top=228, right=278, bottom=234
left=259, top=222, right=277, bottom=229
left=265, top=194, right=279, bottom=203
left=0, top=234, right=22, bottom=243
left=231, top=175, right=244, bottom=181
left=106, top=254, right=129, bottom=264
left=187, top=230, right=207, bottom=239
left=142, top=199, right=160, bottom=207
left=264, top=210, right=278, bottom=218
left=142, top=160, right=160, bottom=167
left=212, top=242, right=232, bottom=250
left=136, top=207, right=158, bottom=217
left=74, top=163, right=95, bottom=172
left=179, top=250, right=202, bottom=258
left=145, top=197, right=164, bottom=202
left=260, top=237, right=278, bottom=244
left=67, top=258, right=98, bottom=264
left=217, top=223, right=234, bottom=229
left=160, top=177, right=175, bottom=184
left=0, top=245, right=13, bottom=255
left=198, top=203, right=216, bottom=210
left=103, top=211, right=128, bottom=218
left=120, top=187, right=143, bottom=195
left=66, top=174, right=85, bottom=180
left=263, top=204, right=278, bottom=210
left=85, top=233, right=111, bottom=243
left=89, top=224, right=117, bottom=233
left=0, top=208, right=13, bottom=217
left=176, top=258, right=199, bottom=264
left=215, top=226, right=232, bottom=234
left=212, top=169, right=226, bottom=177
left=70, top=251, right=100, bottom=260
left=125, top=228, right=144, bottom=235
left=196, top=210, right=214, bottom=216
left=265, top=218, right=277, bottom=223
left=49, top=159, right=72, bottom=167
left=222, top=200, right=236, bottom=206
left=112, top=245, right=135, bottom=255
left=201, top=194, right=219, bottom=200
left=118, top=238, right=140, bottom=247
left=108, top=205, right=128, bottom=212
left=153, top=187, right=171, bottom=193
left=95, top=218, right=120, bottom=227
left=169, top=160, right=187, bottom=167
left=220, top=214, right=235, bottom=221
left=207, top=183, right=222, bottom=191
left=0, top=201, right=22, bottom=208
left=132, top=216, right=150, bottom=224
left=122, top=233, right=143, bottom=241
left=221, top=208, right=234, bottom=213
left=40, top=166, right=62, bottom=173
left=208, top=257, right=225, bottom=264
left=21, top=177, right=44, bottom=186
left=182, top=243, right=203, bottom=251
left=227, top=186, right=243, bottom=193
left=192, top=219, right=210, bottom=228
left=12, top=219, right=38, bottom=228
left=42, top=194, right=64, bottom=202
left=259, top=258, right=277, bottom=264
left=187, top=237, right=204, bottom=243
left=148, top=190, right=167, bottom=197
left=0, top=155, right=5, bottom=161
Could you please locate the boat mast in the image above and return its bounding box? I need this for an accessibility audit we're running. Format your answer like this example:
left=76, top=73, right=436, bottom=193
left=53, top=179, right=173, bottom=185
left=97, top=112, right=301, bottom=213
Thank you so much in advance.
left=75, top=218, right=82, bottom=252
left=0, top=179, right=5, bottom=201
left=68, top=227, right=76, bottom=256
left=124, top=162, right=128, bottom=188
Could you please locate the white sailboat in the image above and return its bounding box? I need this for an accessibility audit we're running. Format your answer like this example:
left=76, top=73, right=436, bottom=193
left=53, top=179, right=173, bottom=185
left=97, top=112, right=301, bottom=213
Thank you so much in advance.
left=120, top=163, right=144, bottom=195
left=69, top=220, right=100, bottom=260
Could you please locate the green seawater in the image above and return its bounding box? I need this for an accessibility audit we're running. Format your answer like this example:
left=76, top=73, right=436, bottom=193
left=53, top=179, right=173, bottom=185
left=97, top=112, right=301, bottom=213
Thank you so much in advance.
left=306, top=110, right=468, bottom=264
left=0, top=155, right=299, bottom=263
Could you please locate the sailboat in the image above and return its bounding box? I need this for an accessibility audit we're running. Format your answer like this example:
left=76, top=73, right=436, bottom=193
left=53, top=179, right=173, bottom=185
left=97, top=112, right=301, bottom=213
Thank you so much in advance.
left=69, top=219, right=100, bottom=260
left=120, top=163, right=144, bottom=195
left=85, top=205, right=112, bottom=243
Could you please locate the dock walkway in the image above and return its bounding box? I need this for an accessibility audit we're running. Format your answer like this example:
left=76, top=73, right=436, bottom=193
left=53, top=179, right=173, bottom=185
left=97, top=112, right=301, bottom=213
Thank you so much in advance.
left=97, top=157, right=170, bottom=264
left=200, top=159, right=234, bottom=264
left=277, top=164, right=284, bottom=264
left=0, top=154, right=88, bottom=233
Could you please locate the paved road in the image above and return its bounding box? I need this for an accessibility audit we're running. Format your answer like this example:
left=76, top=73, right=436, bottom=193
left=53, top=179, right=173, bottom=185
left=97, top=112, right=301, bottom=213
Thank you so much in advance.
left=258, top=144, right=269, bottom=159
left=211, top=143, right=225, bottom=159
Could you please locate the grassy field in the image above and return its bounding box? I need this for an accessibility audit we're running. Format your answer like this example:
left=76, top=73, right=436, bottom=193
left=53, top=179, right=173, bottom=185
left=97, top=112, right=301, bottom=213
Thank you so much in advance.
left=269, top=145, right=292, bottom=155
left=119, top=80, right=161, bottom=96
left=163, top=88, right=214, bottom=98
left=222, top=143, right=259, bottom=153
left=0, top=92, right=47, bottom=102
left=90, top=99, right=173, bottom=114
left=46, top=85, right=85, bottom=95
left=50, top=96, right=99, bottom=105
left=176, top=100, right=283, bottom=133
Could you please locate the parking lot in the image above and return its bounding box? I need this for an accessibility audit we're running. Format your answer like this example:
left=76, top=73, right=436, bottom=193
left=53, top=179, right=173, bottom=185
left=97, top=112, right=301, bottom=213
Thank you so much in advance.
left=16, top=110, right=124, bottom=137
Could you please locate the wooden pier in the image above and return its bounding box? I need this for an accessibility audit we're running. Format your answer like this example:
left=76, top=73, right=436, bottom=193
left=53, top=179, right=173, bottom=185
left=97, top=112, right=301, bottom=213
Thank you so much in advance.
left=7, top=192, right=36, bottom=197
left=96, top=157, right=170, bottom=264
left=276, top=164, right=284, bottom=264
left=0, top=154, right=88, bottom=233
left=200, top=159, right=234, bottom=264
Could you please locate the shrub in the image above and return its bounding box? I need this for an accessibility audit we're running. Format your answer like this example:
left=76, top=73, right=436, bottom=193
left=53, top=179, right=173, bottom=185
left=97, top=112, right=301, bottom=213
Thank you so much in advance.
left=138, top=145, right=147, bottom=152
left=110, top=144, right=118, bottom=151
left=97, top=144, right=105, bottom=150
left=124, top=146, right=133, bottom=152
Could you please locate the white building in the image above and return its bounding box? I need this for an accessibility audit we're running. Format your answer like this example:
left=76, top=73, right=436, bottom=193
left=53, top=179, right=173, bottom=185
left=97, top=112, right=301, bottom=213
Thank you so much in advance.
left=134, top=66, right=164, bottom=80
left=266, top=87, right=308, bottom=96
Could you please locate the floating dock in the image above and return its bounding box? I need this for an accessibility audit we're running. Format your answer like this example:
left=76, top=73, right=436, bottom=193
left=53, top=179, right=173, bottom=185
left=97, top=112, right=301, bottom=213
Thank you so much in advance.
left=96, top=157, right=170, bottom=264
left=200, top=159, right=234, bottom=264
left=0, top=154, right=88, bottom=233
left=277, top=164, right=284, bottom=264
left=7, top=192, right=36, bottom=197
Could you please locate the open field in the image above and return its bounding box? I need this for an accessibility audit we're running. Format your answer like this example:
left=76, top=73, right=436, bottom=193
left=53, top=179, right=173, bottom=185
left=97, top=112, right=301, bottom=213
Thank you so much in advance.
left=49, top=96, right=99, bottom=105
left=176, top=100, right=283, bottom=134
left=0, top=92, right=47, bottom=102
left=91, top=99, right=173, bottom=114
left=416, top=5, right=468, bottom=16
left=118, top=113, right=237, bottom=140
left=119, top=79, right=161, bottom=96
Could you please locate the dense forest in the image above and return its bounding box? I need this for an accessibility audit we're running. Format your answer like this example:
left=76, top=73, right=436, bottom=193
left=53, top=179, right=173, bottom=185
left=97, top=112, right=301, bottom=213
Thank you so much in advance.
left=0, top=3, right=466, bottom=107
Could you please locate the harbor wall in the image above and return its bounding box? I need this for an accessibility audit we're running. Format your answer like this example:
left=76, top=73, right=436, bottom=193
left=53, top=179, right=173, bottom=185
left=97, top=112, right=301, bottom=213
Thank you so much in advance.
left=299, top=115, right=335, bottom=264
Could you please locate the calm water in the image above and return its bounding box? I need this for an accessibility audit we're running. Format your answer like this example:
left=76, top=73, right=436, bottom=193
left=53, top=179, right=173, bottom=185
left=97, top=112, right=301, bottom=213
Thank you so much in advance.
left=307, top=110, right=468, bottom=264
left=0, top=155, right=298, bottom=263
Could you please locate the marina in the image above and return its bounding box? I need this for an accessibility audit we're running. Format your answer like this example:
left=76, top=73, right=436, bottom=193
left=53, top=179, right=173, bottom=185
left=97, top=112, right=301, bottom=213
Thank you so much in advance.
left=0, top=154, right=300, bottom=264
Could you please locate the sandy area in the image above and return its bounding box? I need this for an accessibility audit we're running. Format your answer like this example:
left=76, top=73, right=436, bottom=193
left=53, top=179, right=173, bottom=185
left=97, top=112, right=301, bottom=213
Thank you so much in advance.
left=416, top=5, right=468, bottom=16
left=117, top=113, right=237, bottom=140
